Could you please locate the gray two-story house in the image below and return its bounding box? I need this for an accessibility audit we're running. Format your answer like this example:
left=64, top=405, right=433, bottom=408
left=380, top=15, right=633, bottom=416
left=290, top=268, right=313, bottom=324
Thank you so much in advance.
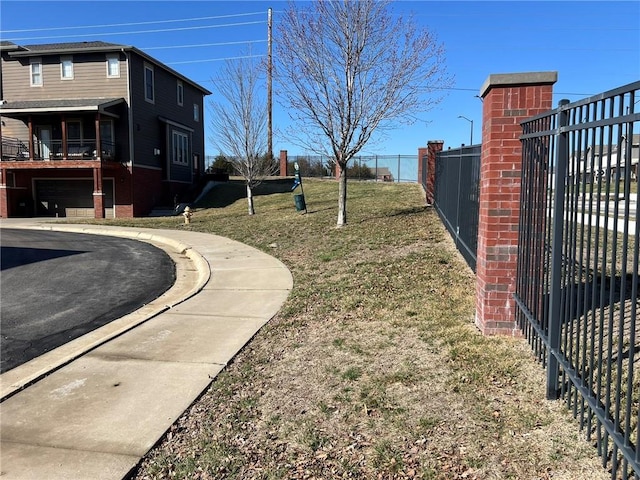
left=0, top=40, right=211, bottom=218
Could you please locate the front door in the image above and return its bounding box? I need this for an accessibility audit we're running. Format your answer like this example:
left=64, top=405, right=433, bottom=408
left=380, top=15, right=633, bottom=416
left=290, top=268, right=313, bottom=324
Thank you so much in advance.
left=35, top=126, right=51, bottom=160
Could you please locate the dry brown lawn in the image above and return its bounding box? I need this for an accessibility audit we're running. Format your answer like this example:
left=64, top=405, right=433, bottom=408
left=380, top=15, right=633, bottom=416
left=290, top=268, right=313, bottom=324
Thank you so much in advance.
left=104, top=179, right=611, bottom=480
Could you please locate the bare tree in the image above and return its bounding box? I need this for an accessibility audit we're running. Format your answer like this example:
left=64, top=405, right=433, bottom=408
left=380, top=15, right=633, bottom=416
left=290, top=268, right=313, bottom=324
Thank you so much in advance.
left=210, top=54, right=277, bottom=215
left=276, top=0, right=451, bottom=226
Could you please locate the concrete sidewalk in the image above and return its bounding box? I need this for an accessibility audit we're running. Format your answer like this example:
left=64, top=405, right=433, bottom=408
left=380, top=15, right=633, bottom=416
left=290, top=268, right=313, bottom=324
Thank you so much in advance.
left=0, top=220, right=293, bottom=480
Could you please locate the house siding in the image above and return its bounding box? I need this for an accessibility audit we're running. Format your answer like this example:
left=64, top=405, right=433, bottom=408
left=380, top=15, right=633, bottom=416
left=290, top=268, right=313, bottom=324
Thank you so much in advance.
left=1, top=51, right=128, bottom=101
left=1, top=42, right=209, bottom=218
left=128, top=52, right=204, bottom=183
left=1, top=117, right=29, bottom=140
left=129, top=54, right=162, bottom=171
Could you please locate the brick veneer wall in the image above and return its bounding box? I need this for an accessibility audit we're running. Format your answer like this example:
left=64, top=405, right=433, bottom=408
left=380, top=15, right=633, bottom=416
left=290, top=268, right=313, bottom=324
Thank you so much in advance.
left=131, top=166, right=163, bottom=217
left=475, top=72, right=557, bottom=335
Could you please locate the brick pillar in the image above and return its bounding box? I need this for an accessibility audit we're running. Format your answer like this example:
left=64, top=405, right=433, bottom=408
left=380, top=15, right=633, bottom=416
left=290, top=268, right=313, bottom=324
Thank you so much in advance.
left=93, top=166, right=105, bottom=219
left=279, top=150, right=288, bottom=176
left=425, top=141, right=443, bottom=205
left=475, top=72, right=557, bottom=336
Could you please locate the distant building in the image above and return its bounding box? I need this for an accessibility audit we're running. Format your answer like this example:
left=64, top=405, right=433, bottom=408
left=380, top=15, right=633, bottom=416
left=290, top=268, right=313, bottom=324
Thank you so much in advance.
left=376, top=167, right=394, bottom=182
left=0, top=40, right=211, bottom=218
left=568, top=134, right=639, bottom=184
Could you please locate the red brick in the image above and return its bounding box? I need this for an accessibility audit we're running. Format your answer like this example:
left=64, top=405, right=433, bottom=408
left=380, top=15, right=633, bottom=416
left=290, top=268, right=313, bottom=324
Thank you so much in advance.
left=475, top=72, right=556, bottom=337
left=279, top=150, right=288, bottom=176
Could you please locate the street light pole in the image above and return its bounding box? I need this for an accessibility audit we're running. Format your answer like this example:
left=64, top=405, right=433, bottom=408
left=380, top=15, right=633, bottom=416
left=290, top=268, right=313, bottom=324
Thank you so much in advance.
left=458, top=115, right=473, bottom=146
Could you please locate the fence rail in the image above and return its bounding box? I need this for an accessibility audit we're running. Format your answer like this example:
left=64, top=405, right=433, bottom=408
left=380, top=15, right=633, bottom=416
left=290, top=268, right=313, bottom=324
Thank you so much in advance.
left=284, top=155, right=418, bottom=183
left=430, top=144, right=481, bottom=271
left=516, top=80, right=640, bottom=479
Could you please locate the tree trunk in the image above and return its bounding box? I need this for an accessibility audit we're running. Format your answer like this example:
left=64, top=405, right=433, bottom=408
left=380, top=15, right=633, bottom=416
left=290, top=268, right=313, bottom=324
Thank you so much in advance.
left=337, top=162, right=347, bottom=226
left=247, top=184, right=255, bottom=215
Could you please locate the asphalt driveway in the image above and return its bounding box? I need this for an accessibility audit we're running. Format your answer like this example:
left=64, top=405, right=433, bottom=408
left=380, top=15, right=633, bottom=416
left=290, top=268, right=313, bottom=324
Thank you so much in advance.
left=0, top=229, right=175, bottom=373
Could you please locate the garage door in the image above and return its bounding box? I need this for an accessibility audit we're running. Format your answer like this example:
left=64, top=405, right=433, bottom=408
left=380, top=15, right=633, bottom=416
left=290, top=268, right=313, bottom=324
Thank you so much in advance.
left=35, top=179, right=114, bottom=218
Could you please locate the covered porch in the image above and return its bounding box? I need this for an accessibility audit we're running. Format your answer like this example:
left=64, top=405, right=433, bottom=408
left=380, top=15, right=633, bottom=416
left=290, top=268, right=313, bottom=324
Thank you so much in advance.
left=0, top=98, right=125, bottom=163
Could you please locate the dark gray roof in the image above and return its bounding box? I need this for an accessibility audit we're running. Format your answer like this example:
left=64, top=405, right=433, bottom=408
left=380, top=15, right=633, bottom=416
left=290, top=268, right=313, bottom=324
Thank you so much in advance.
left=0, top=40, right=23, bottom=52
left=20, top=41, right=127, bottom=53
left=0, top=98, right=124, bottom=114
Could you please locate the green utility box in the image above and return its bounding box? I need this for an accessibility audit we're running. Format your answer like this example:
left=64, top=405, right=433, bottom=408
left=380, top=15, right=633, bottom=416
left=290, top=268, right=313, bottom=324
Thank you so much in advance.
left=294, top=193, right=306, bottom=212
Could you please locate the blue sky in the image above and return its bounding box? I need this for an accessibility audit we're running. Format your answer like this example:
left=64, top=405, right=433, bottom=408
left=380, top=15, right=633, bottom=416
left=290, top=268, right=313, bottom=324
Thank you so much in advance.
left=1, top=0, right=639, bottom=159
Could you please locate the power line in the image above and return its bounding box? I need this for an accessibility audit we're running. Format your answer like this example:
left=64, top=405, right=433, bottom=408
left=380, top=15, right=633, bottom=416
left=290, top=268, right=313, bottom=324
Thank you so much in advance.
left=167, top=54, right=266, bottom=66
left=0, top=11, right=265, bottom=34
left=143, top=39, right=266, bottom=51
left=7, top=21, right=265, bottom=42
left=428, top=86, right=595, bottom=96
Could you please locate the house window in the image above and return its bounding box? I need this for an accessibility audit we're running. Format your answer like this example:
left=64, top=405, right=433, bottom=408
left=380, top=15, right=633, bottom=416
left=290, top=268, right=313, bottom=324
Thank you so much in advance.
left=61, top=56, right=73, bottom=79
left=67, top=120, right=82, bottom=146
left=172, top=131, right=189, bottom=165
left=100, top=120, right=114, bottom=145
left=193, top=104, right=199, bottom=122
left=107, top=55, right=120, bottom=78
left=144, top=64, right=154, bottom=103
left=30, top=58, right=43, bottom=86
left=177, top=81, right=184, bottom=106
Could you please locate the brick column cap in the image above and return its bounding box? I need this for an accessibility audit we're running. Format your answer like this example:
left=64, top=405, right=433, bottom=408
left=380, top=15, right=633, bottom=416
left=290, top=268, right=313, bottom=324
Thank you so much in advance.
left=479, top=71, right=558, bottom=98
left=427, top=140, right=445, bottom=145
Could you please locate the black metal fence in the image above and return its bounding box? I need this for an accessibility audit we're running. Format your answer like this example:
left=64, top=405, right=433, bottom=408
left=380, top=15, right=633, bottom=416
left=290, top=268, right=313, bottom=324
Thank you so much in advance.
left=430, top=144, right=481, bottom=271
left=285, top=155, right=419, bottom=183
left=515, top=81, right=640, bottom=479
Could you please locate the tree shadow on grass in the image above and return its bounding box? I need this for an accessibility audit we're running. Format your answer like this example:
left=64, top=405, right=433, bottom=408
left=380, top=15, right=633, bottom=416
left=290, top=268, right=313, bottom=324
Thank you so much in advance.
left=354, top=205, right=428, bottom=224
left=195, top=178, right=295, bottom=209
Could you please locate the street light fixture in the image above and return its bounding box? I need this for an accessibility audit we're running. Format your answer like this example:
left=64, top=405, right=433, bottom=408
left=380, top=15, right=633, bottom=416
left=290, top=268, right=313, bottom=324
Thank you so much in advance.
left=458, top=115, right=473, bottom=146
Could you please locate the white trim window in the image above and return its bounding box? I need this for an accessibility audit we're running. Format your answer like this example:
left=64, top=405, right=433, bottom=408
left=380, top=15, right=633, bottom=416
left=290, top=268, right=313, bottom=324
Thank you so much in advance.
left=172, top=130, right=189, bottom=165
left=193, top=103, right=199, bottom=122
left=30, top=58, right=43, bottom=86
left=144, top=64, right=154, bottom=103
left=177, top=80, right=184, bottom=106
left=60, top=56, right=74, bottom=80
left=106, top=54, right=120, bottom=78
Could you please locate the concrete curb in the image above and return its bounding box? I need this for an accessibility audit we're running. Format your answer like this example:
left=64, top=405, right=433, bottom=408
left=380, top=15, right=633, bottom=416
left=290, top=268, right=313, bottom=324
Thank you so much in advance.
left=0, top=220, right=294, bottom=480
left=0, top=224, right=211, bottom=400
left=0, top=220, right=293, bottom=480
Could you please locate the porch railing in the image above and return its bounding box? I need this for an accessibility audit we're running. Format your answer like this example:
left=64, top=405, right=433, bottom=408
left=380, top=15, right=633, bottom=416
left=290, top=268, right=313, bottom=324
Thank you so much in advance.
left=1, top=138, right=116, bottom=162
left=0, top=136, right=29, bottom=160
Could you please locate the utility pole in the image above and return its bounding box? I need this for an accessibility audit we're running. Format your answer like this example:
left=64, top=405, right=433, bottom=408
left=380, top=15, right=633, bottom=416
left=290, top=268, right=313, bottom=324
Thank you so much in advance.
left=267, top=7, right=273, bottom=161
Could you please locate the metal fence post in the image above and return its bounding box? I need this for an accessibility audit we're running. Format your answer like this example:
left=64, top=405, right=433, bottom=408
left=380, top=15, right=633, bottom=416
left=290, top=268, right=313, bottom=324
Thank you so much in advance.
left=375, top=155, right=378, bottom=182
left=547, top=99, right=570, bottom=400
